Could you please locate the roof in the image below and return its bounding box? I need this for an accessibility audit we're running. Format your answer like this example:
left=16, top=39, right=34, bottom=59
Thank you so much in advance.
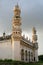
left=0, top=35, right=33, bottom=46
left=21, top=36, right=33, bottom=46
left=0, top=35, right=11, bottom=41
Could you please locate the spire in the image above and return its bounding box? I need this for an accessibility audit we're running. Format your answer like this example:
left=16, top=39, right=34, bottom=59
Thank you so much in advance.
left=15, top=2, right=19, bottom=8
left=32, top=27, right=36, bottom=34
left=13, top=3, right=21, bottom=19
left=12, top=4, right=22, bottom=41
left=3, top=32, right=5, bottom=38
left=32, top=27, right=37, bottom=43
left=13, top=3, right=21, bottom=12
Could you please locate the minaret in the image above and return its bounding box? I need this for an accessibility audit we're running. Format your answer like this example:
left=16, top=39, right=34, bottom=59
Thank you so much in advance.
left=12, top=4, right=21, bottom=40
left=32, top=27, right=37, bottom=43
left=12, top=4, right=21, bottom=60
left=32, top=27, right=38, bottom=62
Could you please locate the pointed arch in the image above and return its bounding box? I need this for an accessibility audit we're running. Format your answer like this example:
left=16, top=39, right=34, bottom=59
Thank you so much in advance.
left=21, top=49, right=24, bottom=61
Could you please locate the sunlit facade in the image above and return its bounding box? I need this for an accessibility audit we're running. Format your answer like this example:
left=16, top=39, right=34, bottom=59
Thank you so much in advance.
left=0, top=4, right=38, bottom=62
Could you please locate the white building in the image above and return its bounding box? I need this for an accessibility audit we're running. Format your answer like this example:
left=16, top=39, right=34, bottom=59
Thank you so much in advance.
left=0, top=4, right=38, bottom=62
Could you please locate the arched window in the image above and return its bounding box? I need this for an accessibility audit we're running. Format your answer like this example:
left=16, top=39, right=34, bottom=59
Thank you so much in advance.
left=28, top=51, right=30, bottom=62
left=25, top=50, right=27, bottom=61
left=21, top=49, right=24, bottom=61
left=33, top=53, right=35, bottom=62
left=31, top=52, right=33, bottom=62
left=34, top=57, right=35, bottom=61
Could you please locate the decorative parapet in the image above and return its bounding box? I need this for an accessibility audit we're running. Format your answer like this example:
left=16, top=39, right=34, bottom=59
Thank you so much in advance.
left=21, top=36, right=33, bottom=46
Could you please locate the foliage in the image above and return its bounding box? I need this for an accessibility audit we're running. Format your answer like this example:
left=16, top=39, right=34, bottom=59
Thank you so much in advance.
left=38, top=55, right=43, bottom=61
left=0, top=59, right=43, bottom=65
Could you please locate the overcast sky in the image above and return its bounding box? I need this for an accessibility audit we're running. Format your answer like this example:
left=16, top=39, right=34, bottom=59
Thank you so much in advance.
left=0, top=0, right=43, bottom=55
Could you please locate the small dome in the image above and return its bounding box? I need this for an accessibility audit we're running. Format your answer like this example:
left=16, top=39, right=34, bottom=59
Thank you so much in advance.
left=15, top=4, right=19, bottom=8
left=3, top=32, right=5, bottom=36
left=13, top=4, right=21, bottom=13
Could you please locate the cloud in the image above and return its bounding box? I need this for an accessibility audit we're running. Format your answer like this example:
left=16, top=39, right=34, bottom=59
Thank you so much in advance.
left=0, top=0, right=43, bottom=55
left=21, top=1, right=43, bottom=32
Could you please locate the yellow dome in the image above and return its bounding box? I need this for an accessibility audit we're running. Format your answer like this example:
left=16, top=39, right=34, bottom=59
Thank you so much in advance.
left=13, top=4, right=21, bottom=13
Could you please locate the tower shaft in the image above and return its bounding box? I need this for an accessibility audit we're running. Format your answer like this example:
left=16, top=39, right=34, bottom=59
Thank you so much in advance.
left=12, top=4, right=22, bottom=41
left=12, top=4, right=21, bottom=60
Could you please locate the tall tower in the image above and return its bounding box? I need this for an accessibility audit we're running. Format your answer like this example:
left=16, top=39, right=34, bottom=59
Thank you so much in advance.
left=12, top=4, right=21, bottom=60
left=32, top=27, right=38, bottom=62
left=32, top=27, right=37, bottom=43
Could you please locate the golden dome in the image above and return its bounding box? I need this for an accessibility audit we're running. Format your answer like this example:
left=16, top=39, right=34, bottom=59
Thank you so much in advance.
left=13, top=4, right=21, bottom=13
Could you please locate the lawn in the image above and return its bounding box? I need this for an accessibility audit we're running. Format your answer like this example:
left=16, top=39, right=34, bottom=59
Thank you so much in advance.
left=0, top=62, right=42, bottom=65
left=0, top=60, right=43, bottom=65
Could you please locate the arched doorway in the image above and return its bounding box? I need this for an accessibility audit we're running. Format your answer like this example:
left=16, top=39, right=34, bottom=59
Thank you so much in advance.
left=28, top=51, right=30, bottom=62
left=21, top=49, right=24, bottom=61
left=25, top=50, right=27, bottom=61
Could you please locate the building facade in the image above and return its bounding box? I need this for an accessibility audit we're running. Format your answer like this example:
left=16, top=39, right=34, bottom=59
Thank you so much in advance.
left=0, top=4, right=38, bottom=62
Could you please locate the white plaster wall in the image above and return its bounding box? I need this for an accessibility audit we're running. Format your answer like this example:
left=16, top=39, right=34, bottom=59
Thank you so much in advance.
left=20, top=44, right=33, bottom=62
left=35, top=50, right=38, bottom=62
left=0, top=39, right=38, bottom=62
left=12, top=41, right=21, bottom=61
left=0, top=40, right=12, bottom=59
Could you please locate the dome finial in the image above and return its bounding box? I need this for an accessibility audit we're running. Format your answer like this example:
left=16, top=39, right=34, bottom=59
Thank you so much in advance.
left=15, top=0, right=19, bottom=8
left=32, top=27, right=36, bottom=34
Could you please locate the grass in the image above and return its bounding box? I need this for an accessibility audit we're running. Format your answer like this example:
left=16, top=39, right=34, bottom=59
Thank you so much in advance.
left=0, top=60, right=43, bottom=65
